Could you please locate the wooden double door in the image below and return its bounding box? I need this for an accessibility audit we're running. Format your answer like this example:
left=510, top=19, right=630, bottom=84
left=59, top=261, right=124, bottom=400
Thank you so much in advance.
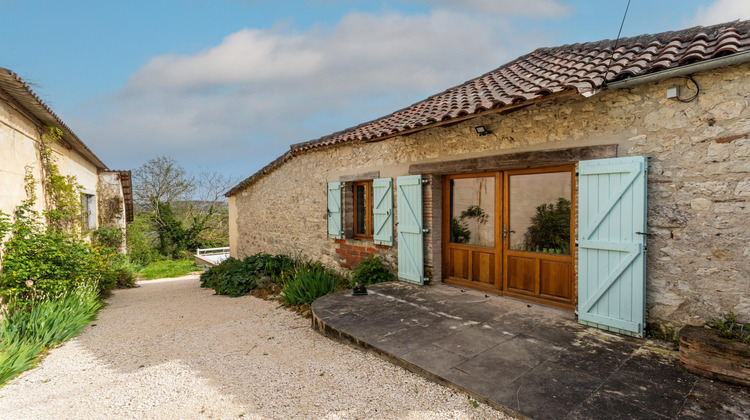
left=442, top=166, right=576, bottom=310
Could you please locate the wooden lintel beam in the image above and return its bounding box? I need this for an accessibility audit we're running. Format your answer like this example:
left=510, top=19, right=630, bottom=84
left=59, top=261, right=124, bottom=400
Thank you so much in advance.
left=409, top=144, right=618, bottom=175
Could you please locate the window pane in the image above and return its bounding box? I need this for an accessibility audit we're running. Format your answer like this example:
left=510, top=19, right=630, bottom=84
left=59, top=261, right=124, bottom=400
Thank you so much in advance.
left=509, top=172, right=571, bottom=254
left=355, top=184, right=366, bottom=235
left=450, top=177, right=495, bottom=247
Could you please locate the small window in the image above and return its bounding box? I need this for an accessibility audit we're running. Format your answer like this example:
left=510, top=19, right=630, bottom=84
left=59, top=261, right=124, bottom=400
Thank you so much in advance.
left=352, top=181, right=373, bottom=239
left=81, top=193, right=97, bottom=230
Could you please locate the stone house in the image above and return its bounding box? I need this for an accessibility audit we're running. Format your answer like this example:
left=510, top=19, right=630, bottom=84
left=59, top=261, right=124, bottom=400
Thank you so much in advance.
left=0, top=67, right=133, bottom=246
left=227, top=20, right=750, bottom=336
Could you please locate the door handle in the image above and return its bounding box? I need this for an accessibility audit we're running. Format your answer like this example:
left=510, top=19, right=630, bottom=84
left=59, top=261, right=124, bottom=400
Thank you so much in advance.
left=502, top=226, right=515, bottom=239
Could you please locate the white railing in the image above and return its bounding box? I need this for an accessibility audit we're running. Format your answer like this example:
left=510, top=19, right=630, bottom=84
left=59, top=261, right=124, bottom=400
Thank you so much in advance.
left=196, top=247, right=230, bottom=256
left=195, top=247, right=230, bottom=267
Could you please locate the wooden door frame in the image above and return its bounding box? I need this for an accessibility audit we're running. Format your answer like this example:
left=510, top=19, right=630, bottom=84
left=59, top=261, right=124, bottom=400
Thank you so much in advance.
left=501, top=165, right=577, bottom=310
left=441, top=172, right=503, bottom=294
left=441, top=165, right=577, bottom=310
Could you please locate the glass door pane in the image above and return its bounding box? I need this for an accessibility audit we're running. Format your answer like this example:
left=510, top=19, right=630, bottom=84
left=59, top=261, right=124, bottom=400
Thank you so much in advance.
left=449, top=177, right=495, bottom=247
left=508, top=172, right=572, bottom=254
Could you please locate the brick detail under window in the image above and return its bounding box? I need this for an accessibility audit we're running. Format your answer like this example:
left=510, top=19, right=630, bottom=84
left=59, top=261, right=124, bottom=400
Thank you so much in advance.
left=334, top=241, right=387, bottom=270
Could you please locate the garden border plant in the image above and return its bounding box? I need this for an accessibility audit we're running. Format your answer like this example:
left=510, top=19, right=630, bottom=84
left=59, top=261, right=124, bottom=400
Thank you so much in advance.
left=0, top=126, right=134, bottom=386
left=200, top=253, right=395, bottom=316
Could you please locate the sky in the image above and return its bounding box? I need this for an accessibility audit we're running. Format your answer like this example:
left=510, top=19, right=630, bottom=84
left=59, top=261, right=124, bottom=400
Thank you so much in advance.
left=2, top=0, right=749, bottom=185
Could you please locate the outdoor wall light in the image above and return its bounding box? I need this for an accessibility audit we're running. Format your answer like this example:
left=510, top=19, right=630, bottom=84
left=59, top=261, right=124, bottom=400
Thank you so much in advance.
left=475, top=125, right=490, bottom=136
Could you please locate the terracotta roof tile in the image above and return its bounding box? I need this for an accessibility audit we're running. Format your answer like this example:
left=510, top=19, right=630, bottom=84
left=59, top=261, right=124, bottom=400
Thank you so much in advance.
left=227, top=19, right=750, bottom=196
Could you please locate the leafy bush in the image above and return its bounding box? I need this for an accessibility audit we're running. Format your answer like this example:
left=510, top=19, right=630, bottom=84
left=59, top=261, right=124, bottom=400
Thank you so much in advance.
left=262, top=254, right=298, bottom=283
left=281, top=263, right=345, bottom=306
left=0, top=283, right=101, bottom=385
left=712, top=312, right=750, bottom=344
left=106, top=254, right=139, bottom=288
left=200, top=257, right=258, bottom=297
left=92, top=227, right=124, bottom=249
left=350, top=256, right=394, bottom=287
left=126, top=213, right=160, bottom=266
left=0, top=207, right=116, bottom=307
left=200, top=253, right=300, bottom=297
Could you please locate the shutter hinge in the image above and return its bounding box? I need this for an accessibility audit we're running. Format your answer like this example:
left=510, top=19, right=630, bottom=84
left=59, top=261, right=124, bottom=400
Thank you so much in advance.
left=421, top=179, right=429, bottom=185
left=423, top=277, right=430, bottom=284
left=422, top=228, right=430, bottom=234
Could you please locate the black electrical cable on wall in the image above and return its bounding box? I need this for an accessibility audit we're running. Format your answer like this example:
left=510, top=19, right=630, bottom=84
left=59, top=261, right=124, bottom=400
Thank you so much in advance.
left=677, top=75, right=701, bottom=102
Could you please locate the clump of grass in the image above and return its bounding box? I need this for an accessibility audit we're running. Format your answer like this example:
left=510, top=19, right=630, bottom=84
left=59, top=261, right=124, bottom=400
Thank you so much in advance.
left=137, top=259, right=199, bottom=280
left=0, top=283, right=101, bottom=386
left=712, top=312, right=750, bottom=344
left=281, top=263, right=346, bottom=306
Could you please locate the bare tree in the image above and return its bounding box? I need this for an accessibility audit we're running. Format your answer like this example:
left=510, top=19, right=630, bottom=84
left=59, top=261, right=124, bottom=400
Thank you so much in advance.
left=133, top=156, right=194, bottom=212
left=130, top=157, right=239, bottom=257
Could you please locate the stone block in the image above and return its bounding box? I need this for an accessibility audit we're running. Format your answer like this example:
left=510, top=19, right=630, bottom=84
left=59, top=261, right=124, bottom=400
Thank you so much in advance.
left=707, top=142, right=730, bottom=161
left=735, top=181, right=750, bottom=197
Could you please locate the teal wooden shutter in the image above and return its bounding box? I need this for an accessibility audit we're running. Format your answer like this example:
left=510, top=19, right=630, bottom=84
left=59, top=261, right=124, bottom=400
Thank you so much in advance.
left=373, top=178, right=393, bottom=246
left=396, top=175, right=424, bottom=284
left=327, top=182, right=343, bottom=239
left=578, top=156, right=648, bottom=337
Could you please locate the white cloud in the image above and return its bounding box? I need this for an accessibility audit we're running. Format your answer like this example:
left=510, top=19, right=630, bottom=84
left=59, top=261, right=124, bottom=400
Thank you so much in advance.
left=691, top=0, right=750, bottom=26
left=73, top=8, right=554, bottom=177
left=409, top=0, right=571, bottom=18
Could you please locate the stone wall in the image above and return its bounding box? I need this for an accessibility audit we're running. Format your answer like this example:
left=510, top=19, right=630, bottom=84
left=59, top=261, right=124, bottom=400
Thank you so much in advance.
left=231, top=62, right=750, bottom=329
left=98, top=172, right=128, bottom=253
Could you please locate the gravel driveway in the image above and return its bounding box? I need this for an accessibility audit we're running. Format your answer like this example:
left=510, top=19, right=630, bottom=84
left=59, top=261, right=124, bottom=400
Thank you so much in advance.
left=0, top=275, right=511, bottom=419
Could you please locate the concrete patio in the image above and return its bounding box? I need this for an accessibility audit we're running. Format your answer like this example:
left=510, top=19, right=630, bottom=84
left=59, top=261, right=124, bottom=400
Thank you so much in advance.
left=311, top=281, right=750, bottom=420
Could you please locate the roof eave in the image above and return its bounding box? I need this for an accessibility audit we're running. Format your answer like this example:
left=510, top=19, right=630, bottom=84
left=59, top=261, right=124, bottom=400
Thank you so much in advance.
left=0, top=68, right=109, bottom=171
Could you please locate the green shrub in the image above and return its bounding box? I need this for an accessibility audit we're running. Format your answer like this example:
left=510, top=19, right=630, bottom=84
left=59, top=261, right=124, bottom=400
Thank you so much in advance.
left=350, top=256, right=394, bottom=287
left=200, top=257, right=257, bottom=297
left=261, top=254, right=298, bottom=283
left=200, top=253, right=300, bottom=297
left=0, top=207, right=116, bottom=306
left=91, top=227, right=123, bottom=249
left=126, top=213, right=160, bottom=266
left=281, top=263, right=345, bottom=306
left=106, top=254, right=139, bottom=288
left=0, top=283, right=101, bottom=386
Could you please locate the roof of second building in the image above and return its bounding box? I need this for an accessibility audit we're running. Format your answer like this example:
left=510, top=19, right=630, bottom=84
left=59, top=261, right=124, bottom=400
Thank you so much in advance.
left=0, top=67, right=108, bottom=170
left=223, top=18, right=749, bottom=196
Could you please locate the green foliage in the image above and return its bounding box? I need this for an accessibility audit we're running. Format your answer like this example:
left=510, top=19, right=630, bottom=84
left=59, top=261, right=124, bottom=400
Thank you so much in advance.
left=712, top=312, right=750, bottom=344
left=0, top=283, right=101, bottom=386
left=106, top=254, right=139, bottom=288
left=523, top=197, right=571, bottom=254
left=138, top=259, right=198, bottom=280
left=131, top=156, right=235, bottom=262
left=37, top=127, right=84, bottom=234
left=460, top=205, right=488, bottom=224
left=350, top=256, right=394, bottom=287
left=450, top=217, right=471, bottom=244
left=0, top=338, right=42, bottom=386
left=281, top=263, right=345, bottom=306
left=92, top=226, right=123, bottom=249
left=155, top=201, right=215, bottom=258
left=0, top=206, right=116, bottom=307
left=126, top=213, right=160, bottom=266
left=199, top=257, right=258, bottom=297
left=199, top=253, right=298, bottom=297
